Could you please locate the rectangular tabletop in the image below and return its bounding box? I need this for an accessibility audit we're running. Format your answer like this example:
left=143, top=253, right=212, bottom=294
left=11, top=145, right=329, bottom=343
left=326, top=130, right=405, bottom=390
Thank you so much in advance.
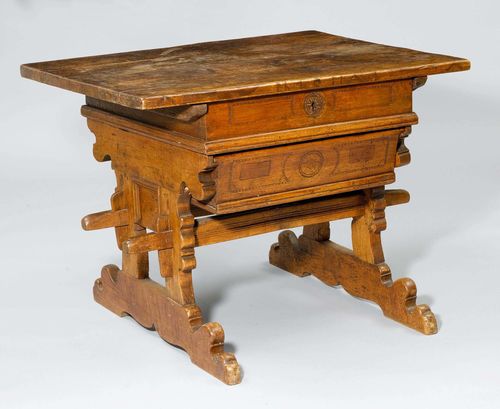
left=21, top=30, right=470, bottom=109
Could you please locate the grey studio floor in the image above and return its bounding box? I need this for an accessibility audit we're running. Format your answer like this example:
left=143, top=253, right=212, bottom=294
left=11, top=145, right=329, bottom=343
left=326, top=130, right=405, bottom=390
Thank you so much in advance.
left=1, top=1, right=499, bottom=408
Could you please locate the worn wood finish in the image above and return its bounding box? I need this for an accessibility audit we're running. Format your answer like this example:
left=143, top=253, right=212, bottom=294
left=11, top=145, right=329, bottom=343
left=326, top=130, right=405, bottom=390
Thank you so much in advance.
left=82, top=103, right=419, bottom=156
left=83, top=106, right=407, bottom=214
left=87, top=117, right=217, bottom=204
left=269, top=188, right=437, bottom=334
left=21, top=31, right=469, bottom=384
left=214, top=128, right=400, bottom=206
left=270, top=231, right=436, bottom=334
left=84, top=80, right=416, bottom=149
left=83, top=189, right=409, bottom=249
left=205, top=80, right=413, bottom=139
left=81, top=208, right=128, bottom=231
left=21, top=31, right=469, bottom=109
left=94, top=264, right=240, bottom=384
left=194, top=189, right=408, bottom=247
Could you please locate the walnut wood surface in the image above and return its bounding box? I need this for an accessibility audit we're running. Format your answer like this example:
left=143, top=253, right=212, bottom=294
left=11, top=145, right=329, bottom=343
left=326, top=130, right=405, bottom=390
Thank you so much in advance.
left=21, top=30, right=469, bottom=109
left=84, top=105, right=409, bottom=214
left=81, top=103, right=418, bottom=155
left=269, top=189, right=437, bottom=335
left=205, top=80, right=413, bottom=139
left=83, top=189, right=409, bottom=248
left=94, top=265, right=240, bottom=384
left=21, top=32, right=469, bottom=384
left=194, top=189, right=409, bottom=246
left=214, top=128, right=400, bottom=206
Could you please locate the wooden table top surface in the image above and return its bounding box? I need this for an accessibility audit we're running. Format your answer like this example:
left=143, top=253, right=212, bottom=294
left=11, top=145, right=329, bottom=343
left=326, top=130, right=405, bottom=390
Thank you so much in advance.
left=21, top=30, right=469, bottom=110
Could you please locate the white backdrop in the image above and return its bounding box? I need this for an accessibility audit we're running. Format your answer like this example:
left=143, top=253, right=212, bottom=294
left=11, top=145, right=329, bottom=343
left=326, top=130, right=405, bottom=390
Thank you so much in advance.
left=1, top=1, right=499, bottom=408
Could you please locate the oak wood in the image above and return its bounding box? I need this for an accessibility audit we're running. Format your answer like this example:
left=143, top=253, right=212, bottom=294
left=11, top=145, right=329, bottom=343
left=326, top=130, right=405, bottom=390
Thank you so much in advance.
left=21, top=31, right=469, bottom=109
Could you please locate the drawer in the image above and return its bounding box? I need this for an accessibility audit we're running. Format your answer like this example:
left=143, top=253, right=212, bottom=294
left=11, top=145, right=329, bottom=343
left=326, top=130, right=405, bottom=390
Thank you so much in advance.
left=85, top=80, right=415, bottom=155
left=206, top=80, right=412, bottom=140
left=212, top=129, right=400, bottom=212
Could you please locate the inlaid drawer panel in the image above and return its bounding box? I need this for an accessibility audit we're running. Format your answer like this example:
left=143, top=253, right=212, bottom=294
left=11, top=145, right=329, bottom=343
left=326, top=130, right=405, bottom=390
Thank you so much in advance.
left=206, top=80, right=412, bottom=139
left=214, top=129, right=400, bottom=208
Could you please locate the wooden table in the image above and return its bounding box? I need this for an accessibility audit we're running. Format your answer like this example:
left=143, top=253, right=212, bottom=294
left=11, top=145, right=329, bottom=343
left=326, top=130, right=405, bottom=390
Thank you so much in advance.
left=21, top=31, right=469, bottom=384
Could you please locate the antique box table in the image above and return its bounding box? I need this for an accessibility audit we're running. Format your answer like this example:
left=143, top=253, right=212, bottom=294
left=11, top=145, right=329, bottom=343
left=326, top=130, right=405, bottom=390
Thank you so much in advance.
left=21, top=31, right=470, bottom=384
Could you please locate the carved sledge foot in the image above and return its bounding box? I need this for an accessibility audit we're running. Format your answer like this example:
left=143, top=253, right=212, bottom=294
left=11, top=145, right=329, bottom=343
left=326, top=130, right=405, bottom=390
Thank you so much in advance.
left=93, top=265, right=241, bottom=385
left=269, top=230, right=437, bottom=335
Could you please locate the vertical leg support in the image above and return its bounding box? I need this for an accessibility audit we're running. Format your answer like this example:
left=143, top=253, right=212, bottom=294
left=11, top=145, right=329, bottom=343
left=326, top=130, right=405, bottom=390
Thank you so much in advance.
left=270, top=187, right=437, bottom=335
left=89, top=181, right=241, bottom=385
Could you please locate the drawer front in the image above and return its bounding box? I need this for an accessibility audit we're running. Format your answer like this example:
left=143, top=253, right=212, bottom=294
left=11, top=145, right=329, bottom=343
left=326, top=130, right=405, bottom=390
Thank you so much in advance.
left=206, top=80, right=412, bottom=139
left=214, top=129, right=399, bottom=208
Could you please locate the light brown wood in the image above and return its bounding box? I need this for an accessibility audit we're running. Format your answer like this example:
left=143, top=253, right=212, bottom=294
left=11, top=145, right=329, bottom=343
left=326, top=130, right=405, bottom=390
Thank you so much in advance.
left=214, top=129, right=400, bottom=204
left=21, top=31, right=469, bottom=109
left=87, top=117, right=217, bottom=204
left=82, top=96, right=419, bottom=155
left=122, top=231, right=172, bottom=254
left=81, top=189, right=409, bottom=248
left=94, top=265, right=240, bottom=384
left=269, top=188, right=437, bottom=335
left=21, top=31, right=469, bottom=384
left=194, top=189, right=409, bottom=247
left=205, top=80, right=413, bottom=139
left=81, top=209, right=128, bottom=231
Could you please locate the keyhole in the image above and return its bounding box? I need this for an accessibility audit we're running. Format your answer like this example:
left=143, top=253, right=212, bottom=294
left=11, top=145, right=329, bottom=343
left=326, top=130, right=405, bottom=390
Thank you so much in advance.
left=304, top=92, right=324, bottom=117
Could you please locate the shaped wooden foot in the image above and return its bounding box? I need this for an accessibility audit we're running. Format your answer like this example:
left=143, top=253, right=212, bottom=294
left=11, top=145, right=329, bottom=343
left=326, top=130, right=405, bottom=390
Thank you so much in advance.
left=269, top=188, right=437, bottom=335
left=86, top=181, right=241, bottom=385
left=94, top=264, right=241, bottom=385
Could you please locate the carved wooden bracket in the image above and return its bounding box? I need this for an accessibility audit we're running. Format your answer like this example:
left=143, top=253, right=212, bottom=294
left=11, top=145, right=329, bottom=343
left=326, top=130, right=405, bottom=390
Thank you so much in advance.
left=84, top=113, right=217, bottom=204
left=395, top=127, right=412, bottom=167
left=412, top=76, right=428, bottom=90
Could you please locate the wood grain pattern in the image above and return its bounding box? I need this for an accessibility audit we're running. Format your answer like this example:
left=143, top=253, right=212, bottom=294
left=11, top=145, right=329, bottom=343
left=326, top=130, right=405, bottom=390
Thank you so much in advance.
left=21, top=31, right=470, bottom=109
left=194, top=189, right=409, bottom=246
left=94, top=265, right=240, bottom=384
left=21, top=31, right=469, bottom=384
left=269, top=188, right=437, bottom=335
left=86, top=116, right=217, bottom=204
left=215, top=129, right=400, bottom=205
left=205, top=80, right=412, bottom=139
left=83, top=105, right=407, bottom=214
left=82, top=189, right=409, bottom=248
left=81, top=209, right=128, bottom=231
left=82, top=102, right=418, bottom=155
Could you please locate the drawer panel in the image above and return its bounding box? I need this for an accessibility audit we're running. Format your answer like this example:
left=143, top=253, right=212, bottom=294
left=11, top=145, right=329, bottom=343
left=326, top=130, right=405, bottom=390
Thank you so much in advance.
left=214, top=129, right=399, bottom=208
left=206, top=80, right=412, bottom=139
